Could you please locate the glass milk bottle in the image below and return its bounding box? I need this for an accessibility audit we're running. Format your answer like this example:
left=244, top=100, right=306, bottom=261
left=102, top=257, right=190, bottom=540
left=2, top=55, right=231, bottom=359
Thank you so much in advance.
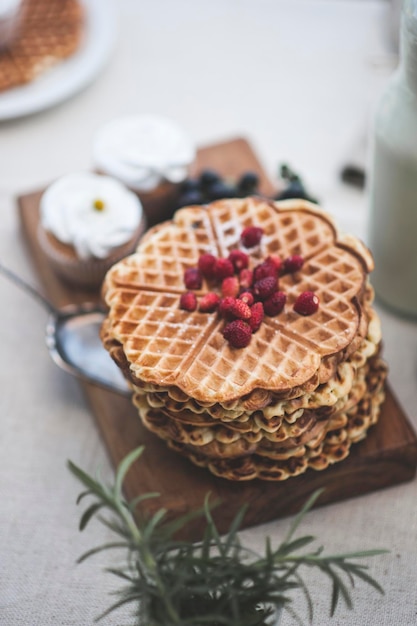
left=368, top=0, right=417, bottom=317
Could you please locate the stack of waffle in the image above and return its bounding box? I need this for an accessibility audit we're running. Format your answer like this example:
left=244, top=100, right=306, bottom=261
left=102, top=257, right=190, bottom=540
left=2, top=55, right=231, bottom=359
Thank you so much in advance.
left=0, top=0, right=84, bottom=92
left=101, top=197, right=387, bottom=481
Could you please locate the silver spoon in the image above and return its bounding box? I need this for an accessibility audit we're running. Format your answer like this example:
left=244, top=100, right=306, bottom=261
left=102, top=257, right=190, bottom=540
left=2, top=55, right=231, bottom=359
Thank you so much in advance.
left=0, top=263, right=130, bottom=395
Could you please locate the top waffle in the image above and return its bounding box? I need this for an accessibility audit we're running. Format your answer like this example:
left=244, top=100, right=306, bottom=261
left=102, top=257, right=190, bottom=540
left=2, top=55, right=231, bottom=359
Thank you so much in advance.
left=102, top=197, right=373, bottom=404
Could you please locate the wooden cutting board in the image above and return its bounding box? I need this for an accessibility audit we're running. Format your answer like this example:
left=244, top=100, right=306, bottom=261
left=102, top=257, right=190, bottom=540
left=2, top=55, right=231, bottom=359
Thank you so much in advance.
left=17, top=137, right=417, bottom=541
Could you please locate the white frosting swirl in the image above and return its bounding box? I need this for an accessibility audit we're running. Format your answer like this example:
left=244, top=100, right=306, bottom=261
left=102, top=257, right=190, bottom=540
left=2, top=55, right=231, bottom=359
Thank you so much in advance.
left=92, top=115, right=195, bottom=192
left=40, top=172, right=143, bottom=260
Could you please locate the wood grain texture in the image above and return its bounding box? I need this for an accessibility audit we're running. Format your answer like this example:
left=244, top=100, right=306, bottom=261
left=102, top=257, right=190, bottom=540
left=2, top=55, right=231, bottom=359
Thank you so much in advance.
left=17, top=137, right=417, bottom=541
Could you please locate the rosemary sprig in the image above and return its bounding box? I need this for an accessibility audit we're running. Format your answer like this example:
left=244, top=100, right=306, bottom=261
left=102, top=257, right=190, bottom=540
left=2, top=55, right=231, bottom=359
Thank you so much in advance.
left=68, top=446, right=388, bottom=625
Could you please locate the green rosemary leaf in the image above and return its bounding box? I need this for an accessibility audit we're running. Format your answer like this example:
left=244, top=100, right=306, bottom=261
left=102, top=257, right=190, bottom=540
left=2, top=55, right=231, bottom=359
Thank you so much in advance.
left=223, top=504, right=247, bottom=554
left=283, top=489, right=324, bottom=545
left=274, top=535, right=316, bottom=557
left=114, top=446, right=144, bottom=499
left=77, top=542, right=129, bottom=564
left=142, top=508, right=168, bottom=542
left=341, top=562, right=385, bottom=595
left=79, top=503, right=105, bottom=531
left=76, top=489, right=93, bottom=505
left=128, top=492, right=160, bottom=513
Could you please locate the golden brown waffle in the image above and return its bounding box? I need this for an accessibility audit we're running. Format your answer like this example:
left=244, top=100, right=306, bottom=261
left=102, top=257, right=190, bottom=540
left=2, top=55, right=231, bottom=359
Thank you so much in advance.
left=0, top=0, right=84, bottom=92
left=167, top=357, right=387, bottom=481
left=133, top=356, right=383, bottom=460
left=102, top=198, right=373, bottom=404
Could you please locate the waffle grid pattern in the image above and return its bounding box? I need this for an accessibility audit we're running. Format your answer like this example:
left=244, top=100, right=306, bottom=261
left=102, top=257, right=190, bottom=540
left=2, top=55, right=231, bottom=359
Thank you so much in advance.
left=104, top=198, right=370, bottom=403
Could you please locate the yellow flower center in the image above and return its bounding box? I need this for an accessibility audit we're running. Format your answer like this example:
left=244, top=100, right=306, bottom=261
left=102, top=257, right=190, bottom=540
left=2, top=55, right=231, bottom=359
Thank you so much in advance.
left=93, top=198, right=105, bottom=211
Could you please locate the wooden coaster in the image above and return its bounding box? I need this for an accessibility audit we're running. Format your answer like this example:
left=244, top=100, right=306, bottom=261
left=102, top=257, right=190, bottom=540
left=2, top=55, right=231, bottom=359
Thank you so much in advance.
left=16, top=137, right=417, bottom=541
left=0, top=0, right=84, bottom=92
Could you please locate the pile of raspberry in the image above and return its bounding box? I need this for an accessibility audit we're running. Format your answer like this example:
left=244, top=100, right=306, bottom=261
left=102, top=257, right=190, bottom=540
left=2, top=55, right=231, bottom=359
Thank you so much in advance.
left=180, top=226, right=319, bottom=348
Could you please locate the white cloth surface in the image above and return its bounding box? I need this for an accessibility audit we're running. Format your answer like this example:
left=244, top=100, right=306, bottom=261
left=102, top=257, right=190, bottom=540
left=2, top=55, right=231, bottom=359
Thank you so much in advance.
left=1, top=1, right=417, bottom=625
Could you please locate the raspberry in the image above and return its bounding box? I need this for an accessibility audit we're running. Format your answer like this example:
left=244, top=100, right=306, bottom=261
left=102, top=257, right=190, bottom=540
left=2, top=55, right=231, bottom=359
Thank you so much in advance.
left=219, top=297, right=251, bottom=320
left=249, top=302, right=264, bottom=332
left=293, top=291, right=319, bottom=315
left=253, top=258, right=279, bottom=282
left=239, top=268, right=253, bottom=290
left=269, top=255, right=282, bottom=273
left=199, top=292, right=220, bottom=313
left=214, top=257, right=235, bottom=281
left=221, top=276, right=240, bottom=298
left=223, top=320, right=252, bottom=348
left=264, top=291, right=286, bottom=316
left=180, top=292, right=197, bottom=312
left=228, top=249, right=249, bottom=272
left=253, top=276, right=277, bottom=301
left=281, top=254, right=304, bottom=275
left=184, top=267, right=202, bottom=290
left=239, top=291, right=254, bottom=306
left=241, top=226, right=264, bottom=248
left=198, top=253, right=217, bottom=279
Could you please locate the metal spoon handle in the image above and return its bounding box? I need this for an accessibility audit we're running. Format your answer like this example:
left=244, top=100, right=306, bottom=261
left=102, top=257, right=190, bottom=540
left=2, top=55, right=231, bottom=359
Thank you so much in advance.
left=0, top=262, right=56, bottom=314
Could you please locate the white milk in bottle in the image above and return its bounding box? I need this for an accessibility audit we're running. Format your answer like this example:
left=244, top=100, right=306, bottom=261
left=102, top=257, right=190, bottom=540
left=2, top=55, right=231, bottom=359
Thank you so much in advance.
left=368, top=0, right=417, bottom=316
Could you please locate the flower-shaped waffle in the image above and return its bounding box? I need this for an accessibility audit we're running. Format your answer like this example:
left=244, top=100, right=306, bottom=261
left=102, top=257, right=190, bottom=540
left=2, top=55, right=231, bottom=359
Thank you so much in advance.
left=101, top=198, right=374, bottom=405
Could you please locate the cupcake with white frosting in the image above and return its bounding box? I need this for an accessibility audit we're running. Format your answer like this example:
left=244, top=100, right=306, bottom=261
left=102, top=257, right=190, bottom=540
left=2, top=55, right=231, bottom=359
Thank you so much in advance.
left=38, top=172, right=145, bottom=289
left=92, top=115, right=195, bottom=226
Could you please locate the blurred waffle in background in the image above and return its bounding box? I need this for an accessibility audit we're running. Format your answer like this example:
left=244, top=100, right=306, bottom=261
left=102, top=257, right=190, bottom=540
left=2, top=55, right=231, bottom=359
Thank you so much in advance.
left=0, top=0, right=84, bottom=92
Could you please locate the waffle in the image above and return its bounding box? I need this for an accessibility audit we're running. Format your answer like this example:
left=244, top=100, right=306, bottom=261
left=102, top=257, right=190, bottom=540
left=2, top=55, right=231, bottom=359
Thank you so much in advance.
left=167, top=357, right=387, bottom=481
left=101, top=196, right=387, bottom=481
left=0, top=0, right=84, bottom=93
left=102, top=197, right=373, bottom=405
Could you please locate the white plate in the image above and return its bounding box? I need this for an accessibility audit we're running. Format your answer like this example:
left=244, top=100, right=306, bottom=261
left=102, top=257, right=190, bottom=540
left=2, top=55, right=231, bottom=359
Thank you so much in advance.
left=0, top=0, right=117, bottom=120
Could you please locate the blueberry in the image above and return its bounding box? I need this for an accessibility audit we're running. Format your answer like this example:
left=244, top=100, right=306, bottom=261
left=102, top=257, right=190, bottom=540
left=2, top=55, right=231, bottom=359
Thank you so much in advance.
left=180, top=178, right=201, bottom=193
left=206, top=181, right=236, bottom=200
left=177, top=189, right=205, bottom=207
left=275, top=179, right=308, bottom=200
left=237, top=171, right=260, bottom=194
left=199, top=169, right=221, bottom=188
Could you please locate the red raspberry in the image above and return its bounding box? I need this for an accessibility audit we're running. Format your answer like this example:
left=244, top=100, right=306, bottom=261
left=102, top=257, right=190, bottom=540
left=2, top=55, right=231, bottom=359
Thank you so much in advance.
left=221, top=276, right=240, bottom=298
left=228, top=249, right=249, bottom=272
left=269, top=255, right=282, bottom=273
left=223, top=320, right=252, bottom=348
left=214, top=257, right=234, bottom=281
left=241, top=226, right=264, bottom=248
left=264, top=291, right=286, bottom=316
left=198, top=253, right=217, bottom=279
left=180, top=292, right=197, bottom=312
left=219, top=297, right=251, bottom=320
left=253, top=276, right=277, bottom=301
left=239, top=268, right=253, bottom=290
left=249, top=302, right=264, bottom=332
left=253, top=258, right=279, bottom=282
left=199, top=292, right=220, bottom=313
left=239, top=291, right=254, bottom=306
left=184, top=267, right=202, bottom=290
left=293, top=291, right=319, bottom=315
left=281, top=254, right=304, bottom=275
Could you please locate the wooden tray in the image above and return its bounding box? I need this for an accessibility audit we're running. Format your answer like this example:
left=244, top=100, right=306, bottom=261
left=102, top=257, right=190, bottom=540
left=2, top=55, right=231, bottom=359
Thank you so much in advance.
left=18, top=137, right=417, bottom=541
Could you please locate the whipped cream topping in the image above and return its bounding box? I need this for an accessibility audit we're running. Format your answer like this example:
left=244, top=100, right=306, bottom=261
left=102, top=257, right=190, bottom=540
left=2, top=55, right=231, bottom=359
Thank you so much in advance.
left=40, top=172, right=143, bottom=260
left=92, top=115, right=195, bottom=192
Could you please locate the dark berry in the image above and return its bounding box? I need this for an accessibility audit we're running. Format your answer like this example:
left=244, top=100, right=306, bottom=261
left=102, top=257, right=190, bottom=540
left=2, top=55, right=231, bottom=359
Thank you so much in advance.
left=253, top=276, right=277, bottom=301
left=253, top=258, right=279, bottom=282
left=293, top=291, right=319, bottom=315
left=264, top=291, right=286, bottom=316
left=281, top=255, right=304, bottom=275
left=228, top=249, right=249, bottom=272
left=223, top=319, right=252, bottom=348
left=249, top=302, right=264, bottom=332
left=214, top=257, right=234, bottom=281
left=180, top=292, right=197, bottom=311
left=207, top=181, right=236, bottom=200
left=199, top=292, right=220, bottom=313
left=198, top=253, right=217, bottom=280
left=199, top=169, right=221, bottom=188
left=184, top=267, right=202, bottom=290
left=237, top=171, right=260, bottom=194
left=178, top=190, right=204, bottom=207
left=241, top=226, right=264, bottom=248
